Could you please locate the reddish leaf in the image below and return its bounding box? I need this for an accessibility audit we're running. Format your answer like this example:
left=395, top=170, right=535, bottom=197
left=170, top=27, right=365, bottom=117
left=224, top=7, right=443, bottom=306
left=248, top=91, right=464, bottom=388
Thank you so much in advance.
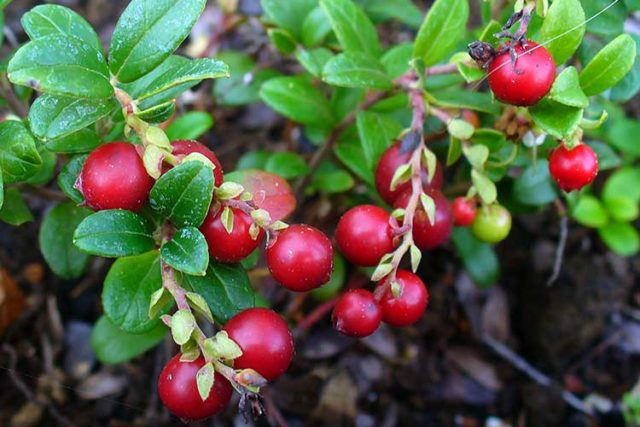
left=225, top=170, right=296, bottom=221
left=0, top=267, right=25, bottom=336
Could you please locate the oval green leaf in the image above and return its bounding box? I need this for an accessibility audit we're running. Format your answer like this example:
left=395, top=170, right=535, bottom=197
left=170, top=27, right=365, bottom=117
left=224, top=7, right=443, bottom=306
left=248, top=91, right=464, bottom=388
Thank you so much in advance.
left=259, top=76, right=334, bottom=126
left=413, top=0, right=469, bottom=66
left=322, top=52, right=393, bottom=90
left=579, top=34, right=637, bottom=96
left=536, top=0, right=585, bottom=64
left=160, top=227, right=209, bottom=276
left=91, top=315, right=166, bottom=365
left=319, top=0, right=380, bottom=57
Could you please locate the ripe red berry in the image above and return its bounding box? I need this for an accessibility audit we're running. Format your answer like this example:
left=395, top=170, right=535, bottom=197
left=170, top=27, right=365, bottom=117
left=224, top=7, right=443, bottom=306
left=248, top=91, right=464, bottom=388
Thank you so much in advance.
left=78, top=142, right=154, bottom=211
left=548, top=144, right=598, bottom=192
left=332, top=289, right=382, bottom=338
left=158, top=354, right=232, bottom=421
left=266, top=224, right=333, bottom=292
left=380, top=270, right=429, bottom=327
left=375, top=142, right=443, bottom=205
left=167, top=140, right=224, bottom=187
left=488, top=41, right=556, bottom=106
left=336, top=205, right=397, bottom=267
left=200, top=206, right=264, bottom=262
left=224, top=308, right=294, bottom=381
left=393, top=188, right=453, bottom=250
left=452, top=197, right=477, bottom=227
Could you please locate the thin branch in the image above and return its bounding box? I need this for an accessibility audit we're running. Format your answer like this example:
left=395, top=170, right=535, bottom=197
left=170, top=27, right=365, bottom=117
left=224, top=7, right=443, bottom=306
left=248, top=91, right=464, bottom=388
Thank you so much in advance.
left=0, top=76, right=29, bottom=118
left=547, top=198, right=568, bottom=286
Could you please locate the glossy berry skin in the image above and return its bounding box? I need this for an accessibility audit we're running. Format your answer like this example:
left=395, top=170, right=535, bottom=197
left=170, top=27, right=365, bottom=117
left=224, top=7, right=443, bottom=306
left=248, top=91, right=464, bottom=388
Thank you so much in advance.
left=167, top=140, right=224, bottom=187
left=158, top=354, right=232, bottom=421
left=200, top=206, right=264, bottom=262
left=224, top=308, right=294, bottom=381
left=394, top=189, right=453, bottom=250
left=471, top=204, right=512, bottom=244
left=548, top=144, right=598, bottom=192
left=452, top=197, right=477, bottom=227
left=375, top=142, right=444, bottom=205
left=332, top=289, right=382, bottom=338
left=336, top=205, right=396, bottom=267
left=79, top=142, right=154, bottom=211
left=380, top=270, right=429, bottom=327
left=488, top=42, right=556, bottom=107
left=266, top=224, right=333, bottom=292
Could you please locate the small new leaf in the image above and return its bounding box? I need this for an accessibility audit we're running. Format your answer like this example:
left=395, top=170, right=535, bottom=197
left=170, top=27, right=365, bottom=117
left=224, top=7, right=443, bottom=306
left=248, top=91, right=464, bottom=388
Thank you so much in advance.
left=371, top=262, right=393, bottom=282
left=249, top=223, right=261, bottom=240
left=471, top=170, right=497, bottom=205
left=420, top=193, right=436, bottom=226
left=196, top=362, right=215, bottom=401
left=391, top=281, right=402, bottom=298
left=447, top=119, right=475, bottom=140
left=143, top=145, right=165, bottom=179
left=410, top=244, right=422, bottom=272
left=145, top=126, right=171, bottom=150
left=182, top=152, right=215, bottom=169
left=463, top=145, right=489, bottom=170
left=270, top=221, right=289, bottom=231
left=203, top=331, right=243, bottom=361
left=186, top=292, right=214, bottom=323
left=221, top=206, right=234, bottom=234
left=171, top=310, right=196, bottom=346
left=148, top=287, right=172, bottom=319
left=422, top=149, right=438, bottom=184
left=391, top=208, right=405, bottom=220
left=180, top=340, right=201, bottom=362
left=217, top=182, right=244, bottom=200
left=250, top=209, right=271, bottom=228
left=389, top=163, right=412, bottom=191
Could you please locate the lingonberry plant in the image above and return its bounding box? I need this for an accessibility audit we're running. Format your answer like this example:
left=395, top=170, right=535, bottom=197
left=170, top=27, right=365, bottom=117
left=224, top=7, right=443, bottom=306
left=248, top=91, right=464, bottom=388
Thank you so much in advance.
left=0, top=0, right=638, bottom=422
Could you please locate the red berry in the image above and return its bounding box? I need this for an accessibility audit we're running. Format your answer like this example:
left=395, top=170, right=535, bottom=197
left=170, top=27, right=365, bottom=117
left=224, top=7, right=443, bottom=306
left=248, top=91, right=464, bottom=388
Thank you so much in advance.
left=393, top=188, right=453, bottom=250
left=452, top=197, right=477, bottom=227
left=336, top=205, right=397, bottom=267
left=266, top=224, right=333, bottom=292
left=200, top=206, right=264, bottom=262
left=158, top=354, right=232, bottom=421
left=488, top=42, right=556, bottom=106
left=224, top=308, right=294, bottom=381
left=380, top=270, right=429, bottom=327
left=548, top=144, right=598, bottom=192
left=166, top=140, right=224, bottom=187
left=375, top=142, right=443, bottom=205
left=332, top=289, right=382, bottom=338
left=79, top=142, right=154, bottom=211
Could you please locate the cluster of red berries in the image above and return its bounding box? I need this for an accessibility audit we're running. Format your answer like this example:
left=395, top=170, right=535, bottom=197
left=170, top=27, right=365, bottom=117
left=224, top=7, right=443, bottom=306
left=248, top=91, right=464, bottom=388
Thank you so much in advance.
left=77, top=140, right=334, bottom=291
left=158, top=308, right=294, bottom=421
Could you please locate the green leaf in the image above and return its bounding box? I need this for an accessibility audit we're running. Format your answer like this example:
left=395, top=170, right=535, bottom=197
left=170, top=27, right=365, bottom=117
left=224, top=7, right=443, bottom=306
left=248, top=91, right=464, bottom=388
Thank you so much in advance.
left=356, top=111, right=401, bottom=170
left=471, top=129, right=506, bottom=152
left=22, top=4, right=102, bottom=52
left=182, top=262, right=256, bottom=324
left=161, top=227, right=209, bottom=276
left=512, top=160, right=557, bottom=206
left=25, top=147, right=56, bottom=186
left=259, top=76, right=334, bottom=126
left=604, top=197, right=639, bottom=223
left=571, top=194, right=608, bottom=228
left=381, top=42, right=413, bottom=79
left=0, top=120, right=41, bottom=183
left=472, top=170, right=497, bottom=205
left=610, top=33, right=640, bottom=102
left=29, top=94, right=116, bottom=141
left=449, top=119, right=475, bottom=140
left=302, top=6, right=332, bottom=47
left=57, top=155, right=86, bottom=203
left=109, top=0, right=207, bottom=83
left=413, top=0, right=469, bottom=66
left=319, top=0, right=380, bottom=57
left=429, top=89, right=501, bottom=115
left=311, top=161, right=355, bottom=193
left=529, top=98, right=583, bottom=139
left=196, top=363, right=215, bottom=401
left=536, top=0, right=585, bottom=64
left=0, top=0, right=11, bottom=12
left=45, top=128, right=101, bottom=154
left=582, top=0, right=625, bottom=37
left=135, top=101, right=175, bottom=124
left=39, top=203, right=92, bottom=279
left=91, top=315, right=165, bottom=365
left=548, top=67, right=589, bottom=108
left=579, top=34, right=637, bottom=96
left=149, top=161, right=214, bottom=228
left=8, top=35, right=112, bottom=98
left=587, top=141, right=620, bottom=171
left=335, top=137, right=374, bottom=185
left=213, top=51, right=280, bottom=106
left=606, top=118, right=640, bottom=158
left=268, top=28, right=297, bottom=54
left=322, top=52, right=392, bottom=90
left=359, top=0, right=423, bottom=28
left=0, top=188, right=33, bottom=225
left=0, top=169, right=3, bottom=210
left=122, top=56, right=229, bottom=107
left=598, top=222, right=640, bottom=257
left=447, top=136, right=463, bottom=166
left=603, top=167, right=640, bottom=204
left=74, top=210, right=156, bottom=257
left=261, top=0, right=317, bottom=41
left=295, top=48, right=334, bottom=77
left=165, top=112, right=214, bottom=141
left=451, top=227, right=499, bottom=288
left=463, top=144, right=489, bottom=170
left=102, top=251, right=167, bottom=333
left=264, top=152, right=309, bottom=179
